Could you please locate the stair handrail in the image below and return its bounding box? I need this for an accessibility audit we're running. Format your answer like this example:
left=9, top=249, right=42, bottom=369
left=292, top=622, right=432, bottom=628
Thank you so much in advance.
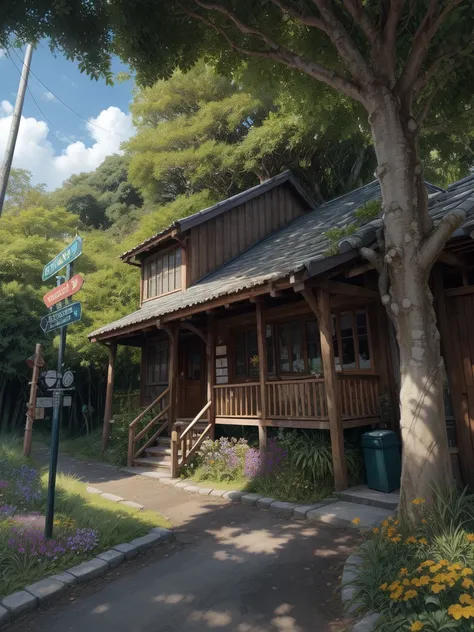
left=179, top=401, right=211, bottom=439
left=171, top=401, right=212, bottom=477
left=127, top=388, right=170, bottom=467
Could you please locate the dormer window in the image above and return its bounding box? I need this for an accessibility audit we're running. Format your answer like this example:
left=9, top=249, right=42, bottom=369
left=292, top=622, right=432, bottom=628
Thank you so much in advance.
left=143, top=247, right=182, bottom=300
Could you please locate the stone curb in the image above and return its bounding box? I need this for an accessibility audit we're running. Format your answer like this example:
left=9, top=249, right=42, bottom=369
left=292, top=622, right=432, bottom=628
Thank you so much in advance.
left=117, top=466, right=340, bottom=525
left=0, top=491, right=173, bottom=629
left=341, top=551, right=381, bottom=632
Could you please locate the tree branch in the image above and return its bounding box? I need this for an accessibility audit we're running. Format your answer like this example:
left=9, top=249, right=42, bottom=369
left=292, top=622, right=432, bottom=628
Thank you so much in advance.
left=416, top=73, right=450, bottom=128
left=341, top=0, right=380, bottom=47
left=269, top=0, right=327, bottom=32
left=413, top=45, right=463, bottom=98
left=383, top=0, right=406, bottom=50
left=397, top=0, right=466, bottom=95
left=182, top=1, right=367, bottom=103
left=417, top=210, right=467, bottom=270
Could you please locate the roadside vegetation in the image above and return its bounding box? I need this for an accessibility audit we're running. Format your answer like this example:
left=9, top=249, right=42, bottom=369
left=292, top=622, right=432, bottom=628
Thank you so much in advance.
left=350, top=488, right=474, bottom=631
left=0, top=439, right=169, bottom=597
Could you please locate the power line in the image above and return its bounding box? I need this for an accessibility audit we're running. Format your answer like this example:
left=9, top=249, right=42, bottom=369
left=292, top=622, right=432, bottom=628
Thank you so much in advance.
left=9, top=46, right=114, bottom=135
left=5, top=50, right=77, bottom=146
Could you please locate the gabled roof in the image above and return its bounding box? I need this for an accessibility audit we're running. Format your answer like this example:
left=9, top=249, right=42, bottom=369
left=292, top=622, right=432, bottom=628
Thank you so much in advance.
left=90, top=177, right=467, bottom=341
left=120, top=170, right=315, bottom=262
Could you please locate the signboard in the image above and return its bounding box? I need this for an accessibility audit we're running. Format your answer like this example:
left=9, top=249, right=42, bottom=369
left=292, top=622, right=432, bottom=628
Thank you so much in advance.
left=42, top=236, right=83, bottom=281
left=40, top=302, right=82, bottom=334
left=43, top=370, right=59, bottom=389
left=43, top=274, right=84, bottom=308
left=62, top=371, right=74, bottom=388
left=35, top=408, right=45, bottom=420
left=36, top=396, right=72, bottom=408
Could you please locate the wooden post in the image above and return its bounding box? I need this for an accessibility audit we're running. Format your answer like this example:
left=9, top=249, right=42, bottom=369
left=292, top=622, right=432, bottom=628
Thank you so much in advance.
left=302, top=288, right=348, bottom=491
left=23, top=343, right=44, bottom=457
left=171, top=426, right=179, bottom=478
left=101, top=342, right=117, bottom=452
left=256, top=301, right=268, bottom=450
left=168, top=324, right=179, bottom=433
left=207, top=313, right=216, bottom=439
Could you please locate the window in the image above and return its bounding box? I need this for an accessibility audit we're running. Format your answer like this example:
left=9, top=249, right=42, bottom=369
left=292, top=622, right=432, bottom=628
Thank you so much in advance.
left=333, top=310, right=371, bottom=371
left=143, top=247, right=182, bottom=300
left=235, top=329, right=259, bottom=378
left=277, top=320, right=321, bottom=374
left=146, top=340, right=169, bottom=384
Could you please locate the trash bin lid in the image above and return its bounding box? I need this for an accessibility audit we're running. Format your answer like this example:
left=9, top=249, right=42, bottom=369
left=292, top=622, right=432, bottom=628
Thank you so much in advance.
left=362, top=430, right=399, bottom=448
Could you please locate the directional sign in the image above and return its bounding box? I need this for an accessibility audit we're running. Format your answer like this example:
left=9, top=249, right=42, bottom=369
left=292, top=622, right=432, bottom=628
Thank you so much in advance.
left=36, top=397, right=53, bottom=408
left=42, top=236, right=83, bottom=281
left=43, top=370, right=59, bottom=389
left=40, top=302, right=82, bottom=334
left=43, top=274, right=84, bottom=308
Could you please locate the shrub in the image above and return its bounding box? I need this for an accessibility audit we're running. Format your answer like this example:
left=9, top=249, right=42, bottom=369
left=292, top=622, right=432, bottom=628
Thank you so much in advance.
left=192, top=437, right=249, bottom=482
left=350, top=488, right=474, bottom=631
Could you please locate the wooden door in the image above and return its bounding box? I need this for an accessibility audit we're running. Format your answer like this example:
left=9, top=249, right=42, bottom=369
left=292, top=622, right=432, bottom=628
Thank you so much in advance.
left=178, top=338, right=205, bottom=418
left=445, top=292, right=474, bottom=487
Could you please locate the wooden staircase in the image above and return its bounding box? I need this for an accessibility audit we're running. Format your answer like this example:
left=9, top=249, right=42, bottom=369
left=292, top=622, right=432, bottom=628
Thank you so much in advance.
left=132, top=435, right=174, bottom=471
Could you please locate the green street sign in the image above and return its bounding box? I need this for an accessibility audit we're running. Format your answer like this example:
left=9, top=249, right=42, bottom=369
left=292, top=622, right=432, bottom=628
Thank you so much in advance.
left=42, top=236, right=83, bottom=281
left=40, top=302, right=82, bottom=333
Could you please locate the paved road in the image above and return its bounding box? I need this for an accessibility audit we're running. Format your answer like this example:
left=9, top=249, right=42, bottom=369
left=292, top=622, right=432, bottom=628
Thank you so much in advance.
left=13, top=453, right=356, bottom=632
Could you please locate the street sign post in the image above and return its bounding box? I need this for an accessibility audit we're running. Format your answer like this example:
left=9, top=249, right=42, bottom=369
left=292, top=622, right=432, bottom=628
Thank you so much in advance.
left=40, top=302, right=82, bottom=334
left=43, top=274, right=84, bottom=308
left=42, top=236, right=83, bottom=281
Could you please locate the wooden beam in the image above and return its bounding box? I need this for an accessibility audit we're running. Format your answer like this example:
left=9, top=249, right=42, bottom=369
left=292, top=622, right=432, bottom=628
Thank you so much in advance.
left=438, top=251, right=466, bottom=268
left=321, top=280, right=378, bottom=299
left=168, top=324, right=179, bottom=435
left=101, top=342, right=117, bottom=452
left=179, top=322, right=208, bottom=347
left=345, top=262, right=375, bottom=279
left=305, top=288, right=348, bottom=491
left=207, top=313, right=216, bottom=439
left=300, top=289, right=321, bottom=320
left=256, top=302, right=268, bottom=450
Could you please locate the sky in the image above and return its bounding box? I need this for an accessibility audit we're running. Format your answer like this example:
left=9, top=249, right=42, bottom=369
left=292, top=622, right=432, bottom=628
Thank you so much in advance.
left=0, top=43, right=136, bottom=190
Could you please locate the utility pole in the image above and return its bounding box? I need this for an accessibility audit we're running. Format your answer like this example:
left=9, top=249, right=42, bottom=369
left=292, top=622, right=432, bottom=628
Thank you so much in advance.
left=0, top=43, right=34, bottom=217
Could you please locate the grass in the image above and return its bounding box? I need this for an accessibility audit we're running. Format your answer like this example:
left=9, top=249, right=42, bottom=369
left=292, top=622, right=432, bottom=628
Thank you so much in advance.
left=189, top=476, right=249, bottom=491
left=60, top=431, right=123, bottom=466
left=0, top=438, right=169, bottom=597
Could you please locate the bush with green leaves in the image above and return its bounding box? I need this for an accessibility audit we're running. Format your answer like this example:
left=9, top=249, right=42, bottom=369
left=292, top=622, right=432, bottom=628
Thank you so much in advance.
left=190, top=437, right=249, bottom=483
left=350, top=487, right=474, bottom=632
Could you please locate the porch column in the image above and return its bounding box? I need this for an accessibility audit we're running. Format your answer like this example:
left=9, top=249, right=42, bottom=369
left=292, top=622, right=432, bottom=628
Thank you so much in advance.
left=302, top=288, right=348, bottom=491
left=207, top=313, right=216, bottom=439
left=256, top=301, right=268, bottom=450
left=168, top=324, right=179, bottom=432
left=101, top=342, right=117, bottom=452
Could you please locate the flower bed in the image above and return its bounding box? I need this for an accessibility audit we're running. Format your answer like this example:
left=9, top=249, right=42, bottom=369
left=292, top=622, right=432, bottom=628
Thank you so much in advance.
left=0, top=442, right=169, bottom=597
left=184, top=430, right=364, bottom=503
left=349, top=489, right=474, bottom=631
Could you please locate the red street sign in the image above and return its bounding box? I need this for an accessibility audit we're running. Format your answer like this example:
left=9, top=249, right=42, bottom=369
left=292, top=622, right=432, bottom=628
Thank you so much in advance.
left=43, top=274, right=84, bottom=308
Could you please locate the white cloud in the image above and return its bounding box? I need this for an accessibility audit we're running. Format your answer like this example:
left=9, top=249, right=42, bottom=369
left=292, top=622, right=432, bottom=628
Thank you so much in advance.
left=42, top=91, right=56, bottom=102
left=1, top=100, right=13, bottom=115
left=0, top=49, right=6, bottom=60
left=0, top=104, right=135, bottom=189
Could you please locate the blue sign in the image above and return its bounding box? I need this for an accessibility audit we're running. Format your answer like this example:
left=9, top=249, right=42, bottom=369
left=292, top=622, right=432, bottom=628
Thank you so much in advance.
left=42, top=236, right=83, bottom=281
left=40, top=302, right=82, bottom=334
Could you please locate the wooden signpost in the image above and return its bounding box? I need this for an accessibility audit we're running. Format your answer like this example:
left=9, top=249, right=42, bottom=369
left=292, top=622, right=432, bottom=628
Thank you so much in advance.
left=41, top=236, right=84, bottom=539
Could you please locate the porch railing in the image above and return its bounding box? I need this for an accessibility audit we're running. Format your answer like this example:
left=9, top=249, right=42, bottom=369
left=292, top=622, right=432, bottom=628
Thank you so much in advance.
left=171, top=401, right=212, bottom=477
left=214, top=383, right=261, bottom=417
left=127, top=387, right=170, bottom=467
left=338, top=374, right=380, bottom=419
left=266, top=379, right=328, bottom=419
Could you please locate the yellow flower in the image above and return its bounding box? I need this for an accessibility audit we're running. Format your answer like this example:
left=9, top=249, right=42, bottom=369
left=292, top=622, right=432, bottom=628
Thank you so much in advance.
left=429, top=564, right=442, bottom=573
left=405, top=536, right=417, bottom=544
left=460, top=594, right=474, bottom=605
left=462, top=578, right=474, bottom=589
left=411, top=578, right=421, bottom=587
left=421, top=518, right=427, bottom=524
left=466, top=534, right=474, bottom=543
left=418, top=538, right=428, bottom=545
left=394, top=520, right=399, bottom=525
left=381, top=520, right=389, bottom=528
left=412, top=498, right=426, bottom=505
left=449, top=604, right=465, bottom=620
left=418, top=576, right=430, bottom=586
left=411, top=622, right=424, bottom=632
left=390, top=587, right=403, bottom=600
left=352, top=517, right=361, bottom=525
left=462, top=606, right=474, bottom=619
left=431, top=583, right=446, bottom=593
left=388, top=580, right=401, bottom=591
left=402, top=579, right=411, bottom=586
left=380, top=583, right=388, bottom=591
left=391, top=536, right=401, bottom=543
left=461, top=568, right=474, bottom=577
left=439, top=560, right=449, bottom=566
left=400, top=568, right=408, bottom=576
left=449, top=563, right=463, bottom=571
left=420, top=560, right=435, bottom=568
left=404, top=589, right=418, bottom=601
left=373, top=527, right=380, bottom=534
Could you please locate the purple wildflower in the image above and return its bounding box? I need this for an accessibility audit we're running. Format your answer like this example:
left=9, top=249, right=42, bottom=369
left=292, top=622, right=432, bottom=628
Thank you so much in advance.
left=0, top=504, right=17, bottom=517
left=0, top=480, right=9, bottom=489
left=244, top=448, right=261, bottom=479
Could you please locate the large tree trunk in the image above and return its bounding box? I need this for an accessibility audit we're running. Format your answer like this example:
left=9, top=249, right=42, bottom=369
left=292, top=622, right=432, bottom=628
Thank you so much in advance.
left=364, top=87, right=462, bottom=516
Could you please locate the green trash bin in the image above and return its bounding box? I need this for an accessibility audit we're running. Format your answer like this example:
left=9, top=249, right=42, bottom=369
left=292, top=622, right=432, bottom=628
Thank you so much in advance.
left=362, top=430, right=401, bottom=493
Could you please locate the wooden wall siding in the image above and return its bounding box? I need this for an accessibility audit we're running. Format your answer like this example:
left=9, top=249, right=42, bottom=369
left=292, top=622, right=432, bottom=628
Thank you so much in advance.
left=190, top=186, right=307, bottom=284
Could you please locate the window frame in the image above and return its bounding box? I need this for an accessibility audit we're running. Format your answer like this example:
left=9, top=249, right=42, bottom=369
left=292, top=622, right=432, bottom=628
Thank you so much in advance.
left=332, top=308, right=374, bottom=373
left=144, top=339, right=169, bottom=386
left=142, top=245, right=183, bottom=302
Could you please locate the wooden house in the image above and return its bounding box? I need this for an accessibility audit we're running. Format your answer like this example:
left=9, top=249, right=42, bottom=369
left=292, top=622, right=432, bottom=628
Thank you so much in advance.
left=89, top=171, right=474, bottom=491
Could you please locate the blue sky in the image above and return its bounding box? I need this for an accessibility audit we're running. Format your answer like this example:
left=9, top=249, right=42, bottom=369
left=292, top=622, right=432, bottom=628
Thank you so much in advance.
left=0, top=44, right=136, bottom=189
